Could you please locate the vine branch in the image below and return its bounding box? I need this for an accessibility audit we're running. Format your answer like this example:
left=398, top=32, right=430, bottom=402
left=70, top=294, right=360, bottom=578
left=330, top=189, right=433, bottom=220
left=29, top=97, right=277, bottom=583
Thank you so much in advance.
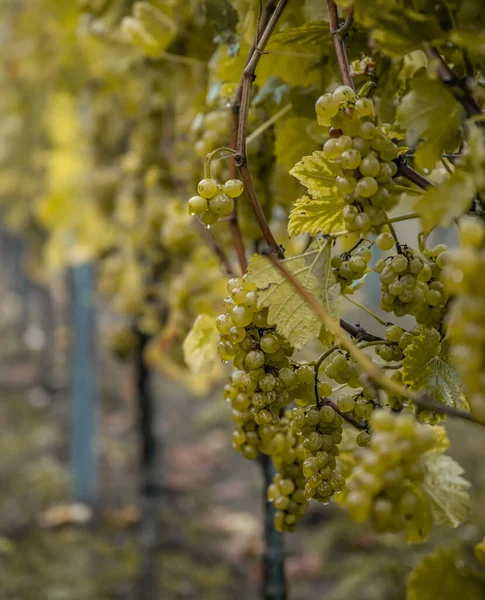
left=233, top=0, right=288, bottom=258
left=395, top=156, right=433, bottom=190
left=327, top=0, right=355, bottom=90
left=228, top=112, right=248, bottom=273
left=324, top=398, right=367, bottom=430
left=426, top=46, right=482, bottom=120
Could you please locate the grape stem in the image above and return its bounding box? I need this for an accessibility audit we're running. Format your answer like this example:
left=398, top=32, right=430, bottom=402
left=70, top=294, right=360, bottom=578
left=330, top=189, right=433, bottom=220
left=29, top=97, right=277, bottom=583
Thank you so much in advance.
left=232, top=0, right=288, bottom=258
left=384, top=216, right=402, bottom=253
left=425, top=46, right=482, bottom=120
left=344, top=296, right=392, bottom=327
left=204, top=147, right=236, bottom=179
left=323, top=398, right=367, bottom=430
left=340, top=318, right=383, bottom=342
left=196, top=221, right=234, bottom=276
left=327, top=0, right=355, bottom=90
left=388, top=213, right=419, bottom=224
left=395, top=156, right=433, bottom=190
left=228, top=112, right=248, bottom=273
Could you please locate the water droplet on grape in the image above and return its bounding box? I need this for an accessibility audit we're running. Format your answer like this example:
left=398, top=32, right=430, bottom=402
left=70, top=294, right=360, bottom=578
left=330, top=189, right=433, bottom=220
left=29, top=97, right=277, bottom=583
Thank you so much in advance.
left=205, top=224, right=211, bottom=230
left=423, top=168, right=430, bottom=174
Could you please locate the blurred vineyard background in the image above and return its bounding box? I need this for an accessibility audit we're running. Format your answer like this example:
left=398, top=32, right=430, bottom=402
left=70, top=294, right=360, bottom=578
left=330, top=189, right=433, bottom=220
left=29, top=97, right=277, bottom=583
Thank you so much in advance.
left=0, top=1, right=485, bottom=599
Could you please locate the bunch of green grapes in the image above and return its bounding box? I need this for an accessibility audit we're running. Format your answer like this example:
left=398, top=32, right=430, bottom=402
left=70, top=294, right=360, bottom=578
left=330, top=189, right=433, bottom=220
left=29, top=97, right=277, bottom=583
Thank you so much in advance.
left=331, top=244, right=372, bottom=293
left=219, top=275, right=310, bottom=459
left=188, top=177, right=244, bottom=226
left=374, top=324, right=406, bottom=363
left=315, top=86, right=402, bottom=233
left=336, top=391, right=376, bottom=426
left=344, top=410, right=435, bottom=534
left=443, top=216, right=485, bottom=420
left=374, top=245, right=449, bottom=328
left=324, top=351, right=361, bottom=387
left=291, top=405, right=346, bottom=503
left=268, top=414, right=309, bottom=532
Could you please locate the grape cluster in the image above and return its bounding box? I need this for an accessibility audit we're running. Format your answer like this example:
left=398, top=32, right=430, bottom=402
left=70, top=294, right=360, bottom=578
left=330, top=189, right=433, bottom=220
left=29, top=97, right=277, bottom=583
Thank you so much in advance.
left=218, top=276, right=303, bottom=459
left=315, top=86, right=402, bottom=233
left=188, top=177, right=244, bottom=226
left=375, top=325, right=406, bottom=363
left=374, top=245, right=449, bottom=328
left=269, top=415, right=309, bottom=532
left=344, top=410, right=435, bottom=534
left=331, top=245, right=372, bottom=293
left=336, top=391, right=376, bottom=426
left=325, top=351, right=361, bottom=387
left=443, top=216, right=485, bottom=420
left=290, top=405, right=346, bottom=503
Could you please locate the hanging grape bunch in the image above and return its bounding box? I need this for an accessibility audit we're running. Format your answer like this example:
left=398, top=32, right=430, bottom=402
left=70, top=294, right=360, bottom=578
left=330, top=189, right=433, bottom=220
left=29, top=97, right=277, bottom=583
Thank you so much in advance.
left=315, top=85, right=403, bottom=233
left=188, top=176, right=244, bottom=226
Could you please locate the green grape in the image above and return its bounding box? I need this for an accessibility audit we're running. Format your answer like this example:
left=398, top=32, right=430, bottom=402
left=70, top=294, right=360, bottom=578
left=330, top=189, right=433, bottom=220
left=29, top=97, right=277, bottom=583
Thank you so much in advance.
left=223, top=179, right=244, bottom=198
left=333, top=85, right=356, bottom=103
left=359, top=155, right=380, bottom=177
left=355, top=97, right=374, bottom=117
left=323, top=137, right=342, bottom=160
left=260, top=333, right=281, bottom=354
left=197, top=178, right=218, bottom=198
left=355, top=176, right=378, bottom=198
left=376, top=232, right=394, bottom=251
left=341, top=149, right=361, bottom=169
left=188, top=195, right=208, bottom=215
left=200, top=209, right=219, bottom=225
left=209, top=193, right=234, bottom=216
left=296, top=365, right=315, bottom=385
left=336, top=175, right=357, bottom=194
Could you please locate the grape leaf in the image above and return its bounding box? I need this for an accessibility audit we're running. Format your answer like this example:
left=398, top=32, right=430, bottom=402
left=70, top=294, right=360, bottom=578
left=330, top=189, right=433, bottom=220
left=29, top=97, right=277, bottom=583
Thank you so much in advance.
left=290, top=151, right=339, bottom=197
left=288, top=194, right=346, bottom=237
left=288, top=151, right=346, bottom=236
left=183, top=314, right=219, bottom=374
left=422, top=453, right=471, bottom=528
left=269, top=21, right=331, bottom=47
left=402, top=328, right=465, bottom=409
left=414, top=169, right=476, bottom=232
left=247, top=239, right=340, bottom=350
left=397, top=77, right=464, bottom=171
left=407, top=549, right=485, bottom=600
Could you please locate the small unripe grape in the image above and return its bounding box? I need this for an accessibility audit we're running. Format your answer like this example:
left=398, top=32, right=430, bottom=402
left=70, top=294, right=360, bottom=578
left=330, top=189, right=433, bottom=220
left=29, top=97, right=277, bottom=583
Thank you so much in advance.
left=323, top=138, right=342, bottom=160
left=197, top=178, right=218, bottom=198
left=360, top=155, right=381, bottom=177
left=188, top=195, right=208, bottom=215
left=245, top=350, right=265, bottom=370
left=231, top=305, right=253, bottom=327
left=376, top=232, right=394, bottom=251
left=333, top=85, right=356, bottom=103
left=336, top=175, right=357, bottom=194
left=296, top=365, right=314, bottom=385
left=336, top=135, right=353, bottom=151
left=260, top=333, right=281, bottom=354
left=318, top=381, right=332, bottom=397
left=356, top=431, right=371, bottom=446
left=352, top=137, right=371, bottom=155
left=315, top=93, right=339, bottom=118
left=386, top=325, right=404, bottom=342
left=355, top=97, right=374, bottom=116
left=391, top=254, right=409, bottom=273
left=353, top=213, right=371, bottom=231
left=223, top=179, right=244, bottom=198
left=360, top=121, right=376, bottom=139
left=355, top=176, right=378, bottom=198
left=341, top=149, right=362, bottom=170
left=200, top=209, right=219, bottom=225
left=337, top=395, right=355, bottom=412
left=209, top=193, right=234, bottom=216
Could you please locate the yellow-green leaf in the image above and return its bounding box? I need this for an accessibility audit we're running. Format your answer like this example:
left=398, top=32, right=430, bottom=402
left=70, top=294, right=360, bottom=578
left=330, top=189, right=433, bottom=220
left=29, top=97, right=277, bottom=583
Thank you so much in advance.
left=183, top=314, right=219, bottom=374
left=247, top=239, right=340, bottom=350
left=397, top=77, right=464, bottom=171
left=290, top=151, right=338, bottom=197
left=414, top=169, right=476, bottom=232
left=288, top=194, right=346, bottom=237
left=274, top=116, right=321, bottom=172
left=407, top=548, right=485, bottom=600
left=269, top=21, right=331, bottom=47
left=402, top=328, right=465, bottom=409
left=422, top=453, right=471, bottom=528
